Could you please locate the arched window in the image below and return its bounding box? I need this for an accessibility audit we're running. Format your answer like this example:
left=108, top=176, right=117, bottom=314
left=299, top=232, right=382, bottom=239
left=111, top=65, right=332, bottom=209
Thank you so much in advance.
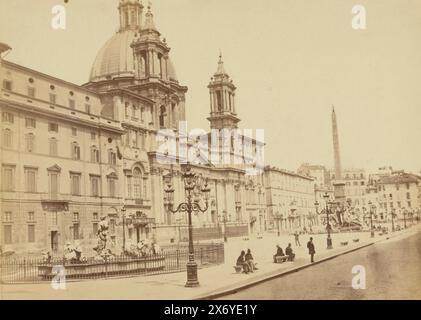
left=3, top=128, right=12, bottom=148
left=159, top=106, right=166, bottom=127
left=133, top=168, right=142, bottom=200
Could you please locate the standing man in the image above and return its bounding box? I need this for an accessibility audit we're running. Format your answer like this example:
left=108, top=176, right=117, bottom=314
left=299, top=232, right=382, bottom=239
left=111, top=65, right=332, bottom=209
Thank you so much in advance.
left=294, top=232, right=301, bottom=247
left=307, top=237, right=316, bottom=263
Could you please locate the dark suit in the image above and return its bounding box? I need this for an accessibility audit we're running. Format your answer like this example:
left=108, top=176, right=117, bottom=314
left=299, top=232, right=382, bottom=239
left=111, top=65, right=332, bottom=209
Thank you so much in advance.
left=307, top=241, right=315, bottom=263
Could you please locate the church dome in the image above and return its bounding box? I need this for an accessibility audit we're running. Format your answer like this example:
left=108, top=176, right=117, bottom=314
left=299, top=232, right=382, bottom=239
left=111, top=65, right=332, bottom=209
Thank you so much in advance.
left=89, top=30, right=178, bottom=83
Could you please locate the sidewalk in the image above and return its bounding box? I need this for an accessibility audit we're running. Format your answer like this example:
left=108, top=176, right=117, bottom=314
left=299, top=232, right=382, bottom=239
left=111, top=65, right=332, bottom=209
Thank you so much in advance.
left=1, top=226, right=419, bottom=300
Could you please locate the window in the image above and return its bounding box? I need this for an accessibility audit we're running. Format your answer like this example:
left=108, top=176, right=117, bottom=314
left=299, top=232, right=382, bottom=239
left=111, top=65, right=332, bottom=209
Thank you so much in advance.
left=140, top=132, right=146, bottom=150
left=2, top=165, right=14, bottom=191
left=28, top=225, right=35, bottom=243
left=25, top=118, right=36, bottom=128
left=91, top=132, right=96, bottom=140
left=396, top=184, right=399, bottom=191
left=71, top=143, right=81, bottom=160
left=73, top=212, right=79, bottom=222
left=49, top=122, right=58, bottom=133
left=28, top=212, right=35, bottom=222
left=406, top=183, right=410, bottom=190
left=141, top=107, right=144, bottom=121
left=397, top=201, right=401, bottom=208
left=3, top=80, right=12, bottom=91
left=25, top=133, right=35, bottom=152
left=125, top=102, right=130, bottom=118
left=133, top=168, right=142, bottom=200
left=49, top=138, right=58, bottom=156
left=73, top=223, right=80, bottom=240
left=90, top=147, right=100, bottom=163
left=93, top=212, right=99, bottom=221
left=49, top=93, right=56, bottom=104
left=3, top=225, right=12, bottom=244
left=90, top=176, right=100, bottom=197
left=2, top=112, right=14, bottom=123
left=27, top=87, right=35, bottom=98
left=51, top=211, right=58, bottom=225
left=159, top=106, right=166, bottom=127
left=2, top=129, right=12, bottom=148
left=126, top=176, right=132, bottom=198
left=107, top=174, right=118, bottom=197
left=85, top=104, right=91, bottom=114
left=108, top=179, right=116, bottom=197
left=92, top=223, right=98, bottom=235
left=71, top=127, right=77, bottom=136
left=70, top=173, right=81, bottom=196
left=108, top=149, right=116, bottom=165
left=132, top=105, right=137, bottom=119
left=216, top=91, right=223, bottom=111
left=3, top=211, right=12, bottom=222
left=49, top=172, right=59, bottom=195
left=110, top=219, right=116, bottom=234
left=69, top=99, right=75, bottom=109
left=406, top=192, right=411, bottom=200
left=25, top=168, right=37, bottom=193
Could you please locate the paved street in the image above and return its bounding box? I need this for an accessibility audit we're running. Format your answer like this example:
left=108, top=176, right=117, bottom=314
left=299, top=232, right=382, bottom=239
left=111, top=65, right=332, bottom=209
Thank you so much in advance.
left=219, top=229, right=421, bottom=300
left=0, top=231, right=375, bottom=300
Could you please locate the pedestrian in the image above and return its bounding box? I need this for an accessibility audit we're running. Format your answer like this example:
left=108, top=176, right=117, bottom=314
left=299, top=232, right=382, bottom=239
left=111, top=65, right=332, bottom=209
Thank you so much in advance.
left=307, top=237, right=316, bottom=263
left=294, top=232, right=301, bottom=247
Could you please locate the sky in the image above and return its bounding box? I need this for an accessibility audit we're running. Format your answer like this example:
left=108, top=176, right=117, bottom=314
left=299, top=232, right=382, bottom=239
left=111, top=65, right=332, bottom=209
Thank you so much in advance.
left=1, top=0, right=420, bottom=174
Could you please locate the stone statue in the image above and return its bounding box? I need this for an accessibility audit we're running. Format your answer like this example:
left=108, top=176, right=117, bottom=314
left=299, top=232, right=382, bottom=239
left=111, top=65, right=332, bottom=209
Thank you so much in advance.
left=93, top=215, right=113, bottom=259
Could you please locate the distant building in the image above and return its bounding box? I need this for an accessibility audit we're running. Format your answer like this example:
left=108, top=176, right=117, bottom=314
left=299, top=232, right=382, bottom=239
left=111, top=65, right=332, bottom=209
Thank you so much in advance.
left=264, top=166, right=317, bottom=232
left=376, top=171, right=421, bottom=223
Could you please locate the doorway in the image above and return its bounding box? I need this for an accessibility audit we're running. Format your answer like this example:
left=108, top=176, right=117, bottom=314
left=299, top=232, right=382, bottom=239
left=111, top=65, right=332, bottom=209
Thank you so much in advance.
left=50, top=231, right=59, bottom=253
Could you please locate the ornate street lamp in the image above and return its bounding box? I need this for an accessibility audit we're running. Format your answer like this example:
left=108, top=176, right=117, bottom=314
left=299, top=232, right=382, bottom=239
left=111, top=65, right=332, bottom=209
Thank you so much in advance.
left=391, top=208, right=396, bottom=232
left=368, top=200, right=376, bottom=238
left=164, top=164, right=210, bottom=287
left=402, top=208, right=407, bottom=229
left=219, top=212, right=228, bottom=243
left=121, top=205, right=126, bottom=253
left=274, top=210, right=282, bottom=237
left=314, top=192, right=333, bottom=249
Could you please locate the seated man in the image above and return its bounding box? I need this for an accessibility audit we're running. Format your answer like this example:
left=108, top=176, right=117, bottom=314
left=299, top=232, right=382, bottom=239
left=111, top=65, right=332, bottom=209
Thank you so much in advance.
left=236, top=250, right=250, bottom=274
left=273, top=245, right=285, bottom=263
left=245, top=249, right=258, bottom=272
left=285, top=243, right=295, bottom=261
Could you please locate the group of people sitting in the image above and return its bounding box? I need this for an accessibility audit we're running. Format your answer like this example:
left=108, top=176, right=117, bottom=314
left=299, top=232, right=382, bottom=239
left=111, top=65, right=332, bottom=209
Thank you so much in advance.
left=236, top=249, right=258, bottom=274
left=273, top=243, right=295, bottom=262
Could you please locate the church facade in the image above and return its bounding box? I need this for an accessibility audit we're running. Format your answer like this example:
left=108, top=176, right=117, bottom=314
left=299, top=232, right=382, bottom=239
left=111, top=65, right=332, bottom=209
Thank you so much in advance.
left=0, top=1, right=271, bottom=254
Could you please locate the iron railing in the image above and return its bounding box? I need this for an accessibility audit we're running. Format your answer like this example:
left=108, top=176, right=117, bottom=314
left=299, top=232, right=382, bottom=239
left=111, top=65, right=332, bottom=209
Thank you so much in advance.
left=0, top=242, right=224, bottom=284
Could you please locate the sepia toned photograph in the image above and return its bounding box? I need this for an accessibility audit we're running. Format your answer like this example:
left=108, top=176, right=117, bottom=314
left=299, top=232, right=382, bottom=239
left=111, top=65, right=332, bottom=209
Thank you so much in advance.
left=0, top=0, right=420, bottom=303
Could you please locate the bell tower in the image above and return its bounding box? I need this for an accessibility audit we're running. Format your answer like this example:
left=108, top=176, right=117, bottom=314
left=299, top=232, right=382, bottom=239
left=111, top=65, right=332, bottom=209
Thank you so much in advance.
left=118, top=0, right=144, bottom=32
left=207, top=54, right=240, bottom=130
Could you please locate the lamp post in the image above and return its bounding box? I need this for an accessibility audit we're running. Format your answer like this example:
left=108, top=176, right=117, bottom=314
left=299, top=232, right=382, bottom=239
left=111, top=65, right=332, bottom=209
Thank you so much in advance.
left=368, top=201, right=375, bottom=238
left=402, top=208, right=407, bottom=229
left=121, top=205, right=126, bottom=253
left=219, top=212, right=228, bottom=243
left=274, top=210, right=282, bottom=237
left=314, top=192, right=333, bottom=249
left=391, top=208, right=396, bottom=232
left=164, top=164, right=210, bottom=287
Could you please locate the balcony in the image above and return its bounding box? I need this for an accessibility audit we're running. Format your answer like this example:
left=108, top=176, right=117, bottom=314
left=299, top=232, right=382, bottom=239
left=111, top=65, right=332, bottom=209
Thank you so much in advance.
left=41, top=193, right=70, bottom=211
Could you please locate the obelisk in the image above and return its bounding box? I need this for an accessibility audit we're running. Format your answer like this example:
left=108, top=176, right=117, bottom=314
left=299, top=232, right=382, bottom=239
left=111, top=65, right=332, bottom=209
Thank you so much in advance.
left=331, top=107, right=346, bottom=226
